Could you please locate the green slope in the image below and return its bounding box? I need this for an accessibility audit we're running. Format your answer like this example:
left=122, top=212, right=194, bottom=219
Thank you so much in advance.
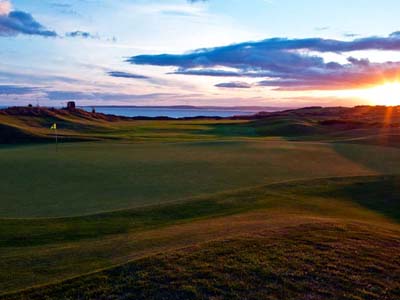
left=2, top=106, right=400, bottom=299
left=2, top=140, right=400, bottom=217
left=1, top=175, right=400, bottom=297
left=4, top=222, right=399, bottom=300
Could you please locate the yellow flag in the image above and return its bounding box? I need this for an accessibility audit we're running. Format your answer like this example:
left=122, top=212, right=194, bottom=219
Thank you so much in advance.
left=50, top=123, right=57, bottom=130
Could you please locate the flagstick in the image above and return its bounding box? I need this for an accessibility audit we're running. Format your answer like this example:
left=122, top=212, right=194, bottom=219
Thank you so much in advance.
left=55, top=128, right=58, bottom=152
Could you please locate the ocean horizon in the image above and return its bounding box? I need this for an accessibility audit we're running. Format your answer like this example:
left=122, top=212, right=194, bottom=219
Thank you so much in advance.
left=0, top=105, right=286, bottom=118
left=81, top=106, right=269, bottom=118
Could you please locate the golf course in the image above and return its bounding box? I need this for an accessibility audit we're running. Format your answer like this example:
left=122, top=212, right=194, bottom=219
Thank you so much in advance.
left=0, top=106, right=400, bottom=299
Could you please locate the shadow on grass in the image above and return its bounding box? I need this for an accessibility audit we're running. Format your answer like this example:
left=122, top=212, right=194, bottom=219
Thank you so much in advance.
left=282, top=175, right=400, bottom=223
left=2, top=175, right=399, bottom=249
left=325, top=176, right=400, bottom=222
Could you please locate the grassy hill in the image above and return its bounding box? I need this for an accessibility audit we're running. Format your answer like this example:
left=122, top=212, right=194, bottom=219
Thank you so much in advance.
left=1, top=105, right=400, bottom=299
left=4, top=223, right=398, bottom=300
left=1, top=176, right=400, bottom=299
left=2, top=105, right=400, bottom=143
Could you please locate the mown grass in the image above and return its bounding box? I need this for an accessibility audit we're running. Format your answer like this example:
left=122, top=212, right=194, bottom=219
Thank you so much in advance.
left=4, top=140, right=400, bottom=217
left=1, top=175, right=399, bottom=248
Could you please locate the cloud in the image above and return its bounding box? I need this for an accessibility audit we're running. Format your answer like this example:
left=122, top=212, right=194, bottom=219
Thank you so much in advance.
left=0, top=2, right=92, bottom=39
left=0, top=2, right=57, bottom=37
left=0, top=86, right=203, bottom=106
left=0, top=70, right=89, bottom=86
left=215, top=82, right=252, bottom=89
left=128, top=33, right=400, bottom=67
left=127, top=32, right=400, bottom=90
left=0, top=84, right=37, bottom=94
left=343, top=32, right=360, bottom=38
left=49, top=2, right=79, bottom=16
left=129, top=48, right=326, bottom=72
left=173, top=68, right=243, bottom=77
left=256, top=61, right=400, bottom=90
left=0, top=82, right=195, bottom=104
left=45, top=90, right=178, bottom=102
left=161, top=9, right=200, bottom=17
left=107, top=71, right=149, bottom=79
left=65, top=31, right=97, bottom=39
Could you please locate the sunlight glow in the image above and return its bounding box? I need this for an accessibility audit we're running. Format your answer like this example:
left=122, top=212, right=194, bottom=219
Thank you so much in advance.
left=358, top=82, right=400, bottom=106
left=336, top=82, right=400, bottom=106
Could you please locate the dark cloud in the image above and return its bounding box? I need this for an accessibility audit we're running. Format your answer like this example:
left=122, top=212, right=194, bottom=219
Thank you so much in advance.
left=256, top=61, right=400, bottom=90
left=0, top=85, right=38, bottom=94
left=173, top=68, right=243, bottom=77
left=0, top=3, right=89, bottom=38
left=0, top=10, right=57, bottom=37
left=347, top=57, right=370, bottom=67
left=107, top=71, right=149, bottom=79
left=215, top=82, right=252, bottom=89
left=130, top=49, right=326, bottom=72
left=129, top=33, right=400, bottom=68
left=173, top=68, right=292, bottom=78
left=390, top=31, right=400, bottom=38
left=128, top=32, right=400, bottom=90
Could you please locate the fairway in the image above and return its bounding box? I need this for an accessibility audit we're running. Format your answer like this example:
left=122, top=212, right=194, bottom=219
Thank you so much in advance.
left=3, top=0, right=400, bottom=296
left=2, top=140, right=400, bottom=217
left=1, top=107, right=400, bottom=299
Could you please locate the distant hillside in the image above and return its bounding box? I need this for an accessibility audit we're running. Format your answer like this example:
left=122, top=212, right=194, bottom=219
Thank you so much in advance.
left=0, top=106, right=119, bottom=143
left=0, top=106, right=125, bottom=121
left=1, top=105, right=400, bottom=144
left=3, top=105, right=400, bottom=124
left=241, top=105, right=400, bottom=125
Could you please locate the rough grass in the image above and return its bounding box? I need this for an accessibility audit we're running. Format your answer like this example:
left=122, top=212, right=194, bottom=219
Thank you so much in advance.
left=1, top=176, right=400, bottom=296
left=3, top=222, right=399, bottom=300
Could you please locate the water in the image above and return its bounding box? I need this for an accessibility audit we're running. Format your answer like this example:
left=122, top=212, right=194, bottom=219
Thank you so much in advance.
left=0, top=105, right=283, bottom=118
left=80, top=107, right=268, bottom=118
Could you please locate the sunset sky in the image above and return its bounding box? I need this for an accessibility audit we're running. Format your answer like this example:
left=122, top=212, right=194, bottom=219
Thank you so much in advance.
left=2, top=0, right=400, bottom=107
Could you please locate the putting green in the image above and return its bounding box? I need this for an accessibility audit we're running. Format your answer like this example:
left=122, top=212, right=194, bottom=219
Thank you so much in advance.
left=1, top=140, right=400, bottom=218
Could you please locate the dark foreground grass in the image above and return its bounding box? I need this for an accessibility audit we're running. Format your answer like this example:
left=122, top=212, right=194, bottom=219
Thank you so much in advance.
left=275, top=175, right=400, bottom=222
left=1, top=175, right=400, bottom=296
left=3, top=222, right=399, bottom=300
left=1, top=175, right=398, bottom=249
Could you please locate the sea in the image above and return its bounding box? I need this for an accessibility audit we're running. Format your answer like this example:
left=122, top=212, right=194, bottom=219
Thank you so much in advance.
left=79, top=107, right=270, bottom=118
left=0, top=106, right=285, bottom=118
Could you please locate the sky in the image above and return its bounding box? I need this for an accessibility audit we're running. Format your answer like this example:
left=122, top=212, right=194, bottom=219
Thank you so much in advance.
left=1, top=0, right=400, bottom=107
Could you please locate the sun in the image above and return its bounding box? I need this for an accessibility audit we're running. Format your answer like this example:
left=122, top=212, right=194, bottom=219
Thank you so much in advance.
left=334, top=82, right=400, bottom=106
left=361, top=82, right=400, bottom=106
